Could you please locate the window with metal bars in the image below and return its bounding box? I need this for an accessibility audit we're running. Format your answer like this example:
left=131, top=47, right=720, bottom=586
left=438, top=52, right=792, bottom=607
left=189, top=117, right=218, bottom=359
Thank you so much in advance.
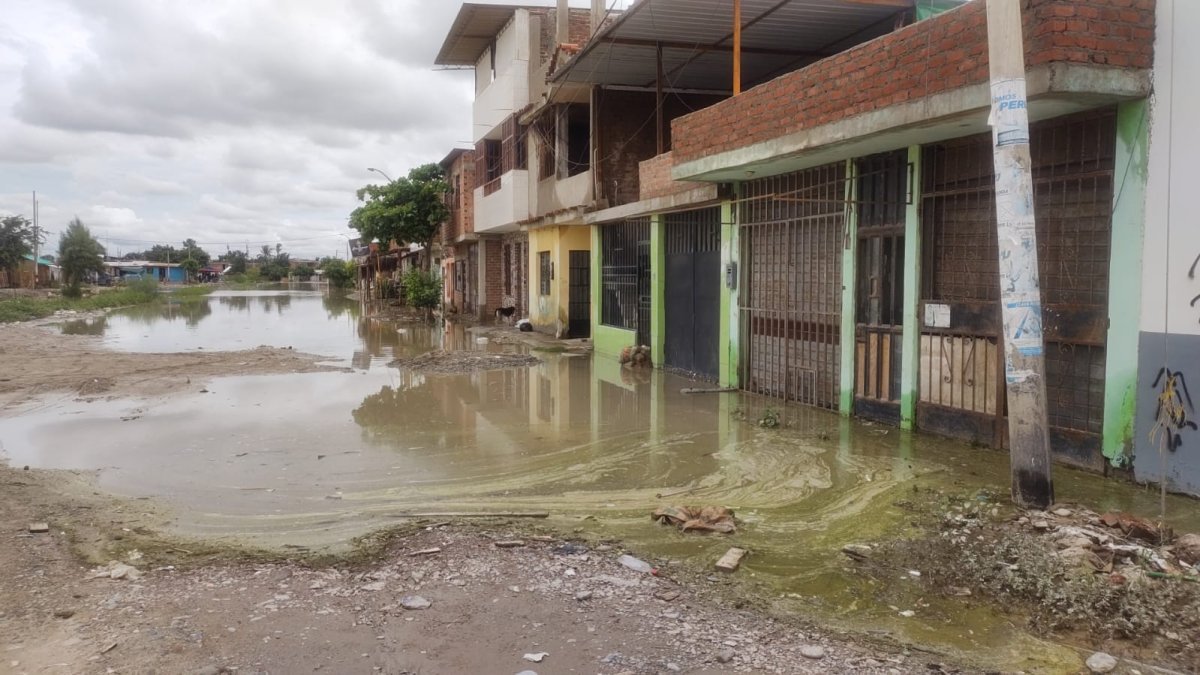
left=538, top=251, right=551, bottom=296
left=600, top=218, right=649, bottom=330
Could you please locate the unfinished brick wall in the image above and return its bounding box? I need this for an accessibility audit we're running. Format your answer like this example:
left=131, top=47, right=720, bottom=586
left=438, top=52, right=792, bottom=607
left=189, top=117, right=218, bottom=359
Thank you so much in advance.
left=596, top=89, right=726, bottom=207
left=442, top=151, right=476, bottom=245
left=671, top=0, right=1154, bottom=166
left=481, top=238, right=503, bottom=318
left=639, top=152, right=708, bottom=200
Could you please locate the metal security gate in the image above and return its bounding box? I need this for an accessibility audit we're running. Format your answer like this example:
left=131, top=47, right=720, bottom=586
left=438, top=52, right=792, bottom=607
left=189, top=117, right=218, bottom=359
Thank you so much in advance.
left=918, top=108, right=1116, bottom=469
left=665, top=207, right=722, bottom=380
left=854, top=150, right=909, bottom=423
left=568, top=250, right=590, bottom=339
left=739, top=162, right=847, bottom=409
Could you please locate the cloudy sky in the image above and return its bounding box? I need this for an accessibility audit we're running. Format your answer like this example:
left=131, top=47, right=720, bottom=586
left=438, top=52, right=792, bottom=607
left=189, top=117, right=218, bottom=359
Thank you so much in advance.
left=0, top=1, right=530, bottom=260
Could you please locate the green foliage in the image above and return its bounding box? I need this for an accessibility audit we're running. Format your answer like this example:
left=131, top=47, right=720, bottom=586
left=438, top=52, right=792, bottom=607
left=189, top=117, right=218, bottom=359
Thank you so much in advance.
left=320, top=258, right=356, bottom=289
left=221, top=250, right=248, bottom=274
left=0, top=283, right=213, bottom=323
left=58, top=218, right=106, bottom=295
left=402, top=268, right=441, bottom=309
left=0, top=214, right=40, bottom=282
left=124, top=239, right=211, bottom=267
left=349, top=163, right=449, bottom=270
left=293, top=264, right=316, bottom=281
left=255, top=243, right=292, bottom=281
left=181, top=257, right=201, bottom=280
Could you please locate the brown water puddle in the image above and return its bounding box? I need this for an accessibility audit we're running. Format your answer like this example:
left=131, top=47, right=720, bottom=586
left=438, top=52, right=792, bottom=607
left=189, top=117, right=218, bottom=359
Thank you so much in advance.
left=6, top=290, right=1200, bottom=673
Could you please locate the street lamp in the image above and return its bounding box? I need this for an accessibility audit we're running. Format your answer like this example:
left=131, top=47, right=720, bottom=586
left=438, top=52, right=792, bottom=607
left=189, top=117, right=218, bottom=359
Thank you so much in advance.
left=367, top=167, right=394, bottom=183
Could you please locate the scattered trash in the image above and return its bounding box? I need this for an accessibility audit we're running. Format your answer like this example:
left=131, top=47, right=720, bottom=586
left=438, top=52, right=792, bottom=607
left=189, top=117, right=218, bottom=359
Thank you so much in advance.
left=523, top=652, right=548, bottom=663
left=408, top=547, right=442, bottom=557
left=495, top=540, right=526, bottom=548
left=652, top=505, right=736, bottom=534
left=100, top=642, right=118, bottom=654
left=574, top=590, right=593, bottom=601
left=898, top=610, right=916, bottom=618
left=654, top=589, right=680, bottom=602
left=27, top=522, right=49, bottom=534
left=1099, top=512, right=1171, bottom=545
left=715, top=547, right=748, bottom=573
left=617, top=555, right=655, bottom=574
left=618, top=345, right=651, bottom=368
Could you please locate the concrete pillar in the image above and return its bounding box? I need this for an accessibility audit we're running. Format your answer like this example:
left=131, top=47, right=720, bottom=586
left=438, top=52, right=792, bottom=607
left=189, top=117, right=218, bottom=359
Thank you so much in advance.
left=650, top=214, right=665, bottom=368
left=719, top=197, right=740, bottom=388
left=591, top=0, right=606, bottom=35
left=838, top=159, right=860, bottom=415
left=899, top=145, right=923, bottom=430
left=557, top=0, right=569, bottom=46
left=1102, top=99, right=1149, bottom=465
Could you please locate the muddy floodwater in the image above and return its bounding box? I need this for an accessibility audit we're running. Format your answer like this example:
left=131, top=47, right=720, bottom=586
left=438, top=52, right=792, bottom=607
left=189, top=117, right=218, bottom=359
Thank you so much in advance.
left=3, top=288, right=1198, bottom=672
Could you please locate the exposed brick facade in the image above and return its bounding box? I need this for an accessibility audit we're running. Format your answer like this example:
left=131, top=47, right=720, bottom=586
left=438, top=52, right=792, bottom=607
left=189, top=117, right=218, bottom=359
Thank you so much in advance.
left=442, top=150, right=476, bottom=245
left=481, top=238, right=503, bottom=317
left=595, top=89, right=726, bottom=207
left=638, top=152, right=708, bottom=201
left=671, top=0, right=1154, bottom=166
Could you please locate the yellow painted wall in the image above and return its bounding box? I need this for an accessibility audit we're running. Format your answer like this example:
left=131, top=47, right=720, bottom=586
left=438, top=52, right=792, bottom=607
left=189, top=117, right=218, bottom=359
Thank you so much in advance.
left=527, top=223, right=591, bottom=334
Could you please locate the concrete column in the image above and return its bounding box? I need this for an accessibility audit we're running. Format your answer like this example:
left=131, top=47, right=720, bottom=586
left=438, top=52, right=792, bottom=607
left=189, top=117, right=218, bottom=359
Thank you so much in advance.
left=900, top=145, right=923, bottom=430
left=719, top=197, right=740, bottom=388
left=838, top=159, right=859, bottom=415
left=556, top=0, right=569, bottom=46
left=650, top=214, right=665, bottom=368
left=591, top=0, right=606, bottom=35
left=1102, top=99, right=1150, bottom=466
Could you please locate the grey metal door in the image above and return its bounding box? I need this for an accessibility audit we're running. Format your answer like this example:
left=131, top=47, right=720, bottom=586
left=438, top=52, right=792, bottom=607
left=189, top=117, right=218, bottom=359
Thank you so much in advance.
left=568, top=250, right=590, bottom=339
left=665, top=208, right=721, bottom=380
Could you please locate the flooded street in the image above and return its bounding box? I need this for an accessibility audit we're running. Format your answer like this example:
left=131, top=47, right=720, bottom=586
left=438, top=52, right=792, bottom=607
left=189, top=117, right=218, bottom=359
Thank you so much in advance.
left=3, top=289, right=1199, bottom=673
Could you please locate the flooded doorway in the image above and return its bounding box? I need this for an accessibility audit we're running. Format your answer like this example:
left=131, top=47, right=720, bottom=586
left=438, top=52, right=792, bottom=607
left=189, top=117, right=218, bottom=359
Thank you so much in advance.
left=853, top=150, right=908, bottom=423
left=918, top=109, right=1116, bottom=469
left=568, top=249, right=590, bottom=339
left=664, top=207, right=721, bottom=380
left=738, top=162, right=846, bottom=409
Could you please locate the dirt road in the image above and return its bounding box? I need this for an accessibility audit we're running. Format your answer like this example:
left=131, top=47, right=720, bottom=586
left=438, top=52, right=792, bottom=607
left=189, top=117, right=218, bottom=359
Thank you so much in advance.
left=0, top=317, right=939, bottom=674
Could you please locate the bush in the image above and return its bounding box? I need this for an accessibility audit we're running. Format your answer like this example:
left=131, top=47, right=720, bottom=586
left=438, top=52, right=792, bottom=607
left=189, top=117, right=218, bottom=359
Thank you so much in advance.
left=402, top=269, right=440, bottom=309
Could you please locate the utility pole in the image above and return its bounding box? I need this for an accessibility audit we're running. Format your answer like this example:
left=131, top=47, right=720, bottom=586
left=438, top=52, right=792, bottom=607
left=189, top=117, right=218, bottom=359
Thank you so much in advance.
left=31, top=191, right=38, bottom=290
left=986, top=0, right=1053, bottom=509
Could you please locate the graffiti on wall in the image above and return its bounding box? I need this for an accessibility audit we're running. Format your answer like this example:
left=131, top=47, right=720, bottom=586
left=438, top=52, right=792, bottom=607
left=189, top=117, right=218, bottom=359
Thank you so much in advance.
left=1190, top=253, right=1200, bottom=320
left=1149, top=367, right=1197, bottom=453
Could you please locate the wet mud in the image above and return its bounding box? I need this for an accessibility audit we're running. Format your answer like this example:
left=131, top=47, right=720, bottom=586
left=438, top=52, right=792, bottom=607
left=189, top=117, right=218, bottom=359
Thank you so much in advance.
left=3, top=289, right=1199, bottom=673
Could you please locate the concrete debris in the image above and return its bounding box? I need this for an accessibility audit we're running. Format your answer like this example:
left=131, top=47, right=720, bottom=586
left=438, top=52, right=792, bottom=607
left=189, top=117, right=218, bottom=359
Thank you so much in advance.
left=1053, top=508, right=1073, bottom=517
left=90, top=561, right=143, bottom=581
left=495, top=540, right=526, bottom=548
left=617, top=555, right=654, bottom=574
left=28, top=522, right=49, bottom=533
left=1085, top=651, right=1117, bottom=673
left=1174, top=533, right=1200, bottom=565
left=800, top=645, right=826, bottom=660
left=408, top=548, right=442, bottom=557
left=522, top=652, right=548, bottom=663
left=399, top=595, right=431, bottom=610
left=574, top=590, right=593, bottom=601
left=53, top=608, right=75, bottom=619
left=716, top=648, right=736, bottom=664
left=715, top=548, right=748, bottom=573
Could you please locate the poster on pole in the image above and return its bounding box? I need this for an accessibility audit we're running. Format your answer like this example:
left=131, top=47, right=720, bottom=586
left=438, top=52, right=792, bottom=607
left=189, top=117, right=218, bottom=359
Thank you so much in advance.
left=989, top=78, right=1030, bottom=147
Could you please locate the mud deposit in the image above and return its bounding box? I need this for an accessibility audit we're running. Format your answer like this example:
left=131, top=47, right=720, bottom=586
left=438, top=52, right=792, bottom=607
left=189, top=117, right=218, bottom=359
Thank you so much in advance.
left=4, top=289, right=1200, bottom=674
left=391, top=349, right=542, bottom=373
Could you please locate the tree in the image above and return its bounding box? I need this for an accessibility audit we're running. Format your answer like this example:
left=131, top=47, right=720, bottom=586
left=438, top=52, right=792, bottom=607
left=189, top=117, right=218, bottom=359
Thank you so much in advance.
left=0, top=215, right=40, bottom=285
left=180, top=239, right=211, bottom=267
left=349, top=163, right=448, bottom=271
left=221, top=250, right=248, bottom=274
left=181, top=257, right=201, bottom=281
left=58, top=218, right=106, bottom=297
left=320, top=257, right=356, bottom=290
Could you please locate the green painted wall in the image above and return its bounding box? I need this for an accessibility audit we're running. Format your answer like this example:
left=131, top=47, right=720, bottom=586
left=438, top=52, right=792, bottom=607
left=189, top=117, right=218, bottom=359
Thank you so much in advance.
left=838, top=160, right=859, bottom=415
left=1102, top=99, right=1149, bottom=466
left=899, top=145, right=923, bottom=430
left=591, top=222, right=638, bottom=359
left=650, top=214, right=665, bottom=368
left=719, top=198, right=740, bottom=388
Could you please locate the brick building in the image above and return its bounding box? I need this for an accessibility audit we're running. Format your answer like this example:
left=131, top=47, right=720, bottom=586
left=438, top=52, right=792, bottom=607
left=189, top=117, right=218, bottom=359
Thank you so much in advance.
left=538, top=0, right=1179, bottom=487
left=439, top=148, right=480, bottom=317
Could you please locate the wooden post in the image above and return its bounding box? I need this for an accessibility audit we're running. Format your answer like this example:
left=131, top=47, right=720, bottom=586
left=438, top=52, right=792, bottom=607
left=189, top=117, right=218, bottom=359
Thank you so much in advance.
left=732, top=0, right=742, bottom=95
left=985, top=0, right=1054, bottom=509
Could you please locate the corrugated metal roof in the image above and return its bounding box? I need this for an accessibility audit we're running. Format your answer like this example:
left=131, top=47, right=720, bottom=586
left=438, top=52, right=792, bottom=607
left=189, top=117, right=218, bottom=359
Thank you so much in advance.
left=436, top=2, right=577, bottom=66
left=554, top=0, right=937, bottom=91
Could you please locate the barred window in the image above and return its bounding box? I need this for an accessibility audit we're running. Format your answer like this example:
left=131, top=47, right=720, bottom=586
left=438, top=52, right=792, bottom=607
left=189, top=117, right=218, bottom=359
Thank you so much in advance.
left=538, top=251, right=551, bottom=296
left=600, top=218, right=649, bottom=331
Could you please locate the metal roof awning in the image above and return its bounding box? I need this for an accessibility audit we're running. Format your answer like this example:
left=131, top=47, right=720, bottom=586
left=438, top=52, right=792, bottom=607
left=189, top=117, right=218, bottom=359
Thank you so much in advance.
left=435, top=2, right=559, bottom=66
left=552, top=0, right=932, bottom=92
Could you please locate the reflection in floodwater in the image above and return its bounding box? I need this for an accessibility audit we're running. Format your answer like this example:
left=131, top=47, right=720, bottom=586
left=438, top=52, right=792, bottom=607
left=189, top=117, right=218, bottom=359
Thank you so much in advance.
left=15, top=289, right=1200, bottom=672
